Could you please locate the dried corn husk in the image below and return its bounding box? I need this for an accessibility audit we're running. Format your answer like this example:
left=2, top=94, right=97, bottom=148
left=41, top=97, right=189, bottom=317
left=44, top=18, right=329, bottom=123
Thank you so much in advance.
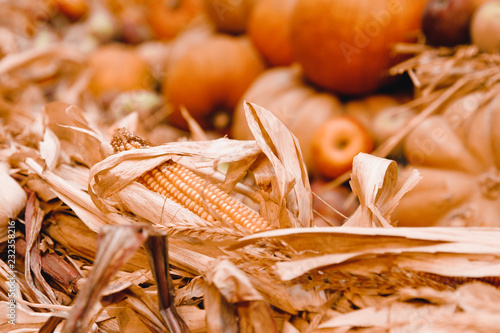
left=343, top=153, right=421, bottom=227
left=205, top=259, right=277, bottom=333
left=89, top=101, right=313, bottom=240
left=0, top=162, right=26, bottom=233
left=2, top=23, right=500, bottom=330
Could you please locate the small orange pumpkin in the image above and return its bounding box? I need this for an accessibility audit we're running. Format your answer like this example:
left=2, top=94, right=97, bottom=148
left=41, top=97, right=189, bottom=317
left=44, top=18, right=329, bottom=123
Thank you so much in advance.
left=53, top=0, right=88, bottom=20
left=88, top=43, right=153, bottom=101
left=203, top=0, right=255, bottom=34
left=146, top=0, right=203, bottom=40
left=247, top=0, right=297, bottom=66
left=164, top=33, right=265, bottom=129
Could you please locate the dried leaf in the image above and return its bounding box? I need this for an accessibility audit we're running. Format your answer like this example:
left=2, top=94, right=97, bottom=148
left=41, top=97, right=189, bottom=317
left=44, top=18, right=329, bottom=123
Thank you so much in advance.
left=205, top=259, right=277, bottom=333
left=344, top=153, right=422, bottom=227
left=89, top=137, right=261, bottom=206
left=231, top=227, right=500, bottom=282
left=24, top=193, right=59, bottom=305
left=0, top=162, right=27, bottom=230
left=243, top=101, right=312, bottom=228
left=43, top=101, right=110, bottom=168
left=39, top=128, right=60, bottom=171
left=25, top=158, right=133, bottom=232
left=62, top=225, right=166, bottom=333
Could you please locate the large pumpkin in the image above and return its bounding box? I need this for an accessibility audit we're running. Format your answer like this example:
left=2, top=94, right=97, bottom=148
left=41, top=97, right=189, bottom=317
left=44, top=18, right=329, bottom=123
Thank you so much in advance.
left=290, top=0, right=427, bottom=95
left=247, top=0, right=297, bottom=66
left=164, top=33, right=265, bottom=129
left=393, top=92, right=500, bottom=227
left=231, top=66, right=343, bottom=169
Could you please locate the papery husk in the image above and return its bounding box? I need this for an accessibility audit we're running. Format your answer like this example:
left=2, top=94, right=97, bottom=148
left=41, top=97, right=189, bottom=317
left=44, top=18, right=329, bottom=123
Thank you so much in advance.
left=234, top=226, right=500, bottom=282
left=43, top=101, right=111, bottom=168
left=61, top=226, right=175, bottom=333
left=90, top=101, right=313, bottom=235
left=204, top=259, right=278, bottom=333
left=243, top=101, right=313, bottom=228
left=222, top=225, right=500, bottom=331
left=343, top=153, right=421, bottom=228
left=25, top=158, right=135, bottom=232
left=88, top=137, right=265, bottom=241
left=4, top=29, right=500, bottom=331
left=0, top=162, right=27, bottom=232
left=44, top=212, right=150, bottom=272
left=0, top=43, right=85, bottom=78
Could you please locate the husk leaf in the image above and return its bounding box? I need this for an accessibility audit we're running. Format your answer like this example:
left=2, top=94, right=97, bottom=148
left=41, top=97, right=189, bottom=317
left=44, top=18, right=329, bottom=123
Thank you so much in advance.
left=0, top=162, right=27, bottom=231
left=343, top=153, right=422, bottom=227
left=243, top=101, right=313, bottom=228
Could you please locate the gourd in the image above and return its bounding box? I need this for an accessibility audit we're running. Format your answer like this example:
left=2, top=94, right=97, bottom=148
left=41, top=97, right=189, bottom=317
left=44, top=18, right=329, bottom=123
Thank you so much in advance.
left=231, top=66, right=343, bottom=169
left=393, top=92, right=500, bottom=227
left=470, top=1, right=500, bottom=53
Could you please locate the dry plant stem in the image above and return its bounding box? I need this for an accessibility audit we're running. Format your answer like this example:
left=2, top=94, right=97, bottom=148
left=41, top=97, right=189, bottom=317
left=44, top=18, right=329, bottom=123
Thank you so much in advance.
left=111, top=128, right=272, bottom=233
left=418, top=272, right=500, bottom=287
left=16, top=238, right=82, bottom=295
left=144, top=235, right=190, bottom=333
left=62, top=226, right=154, bottom=333
left=374, top=44, right=500, bottom=160
left=24, top=191, right=60, bottom=305
left=373, top=76, right=469, bottom=159
left=312, top=191, right=347, bottom=219
left=40, top=316, right=66, bottom=333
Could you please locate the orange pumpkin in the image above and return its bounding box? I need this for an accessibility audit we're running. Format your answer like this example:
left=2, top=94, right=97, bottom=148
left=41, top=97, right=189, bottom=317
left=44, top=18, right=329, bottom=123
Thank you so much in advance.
left=53, top=0, right=88, bottom=20
left=203, top=0, right=255, bottom=34
left=247, top=0, right=297, bottom=66
left=164, top=33, right=265, bottom=129
left=88, top=43, right=153, bottom=101
left=146, top=0, right=203, bottom=40
left=231, top=66, right=343, bottom=169
left=393, top=92, right=500, bottom=227
left=290, top=0, right=427, bottom=95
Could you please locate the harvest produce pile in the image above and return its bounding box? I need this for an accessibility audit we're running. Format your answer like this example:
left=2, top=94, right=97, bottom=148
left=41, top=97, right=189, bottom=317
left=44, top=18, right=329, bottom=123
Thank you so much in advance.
left=1, top=0, right=500, bottom=332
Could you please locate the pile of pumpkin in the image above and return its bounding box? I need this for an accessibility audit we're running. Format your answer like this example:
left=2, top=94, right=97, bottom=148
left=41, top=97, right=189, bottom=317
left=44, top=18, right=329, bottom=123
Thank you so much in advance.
left=84, top=0, right=424, bottom=174
left=62, top=0, right=500, bottom=227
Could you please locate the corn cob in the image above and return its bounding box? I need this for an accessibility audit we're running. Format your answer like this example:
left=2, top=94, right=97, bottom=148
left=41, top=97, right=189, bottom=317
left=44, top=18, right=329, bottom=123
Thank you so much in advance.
left=111, top=128, right=272, bottom=233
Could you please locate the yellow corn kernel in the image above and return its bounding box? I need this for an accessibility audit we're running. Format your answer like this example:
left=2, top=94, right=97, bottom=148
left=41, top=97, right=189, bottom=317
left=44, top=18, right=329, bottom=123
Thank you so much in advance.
left=111, top=128, right=272, bottom=232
